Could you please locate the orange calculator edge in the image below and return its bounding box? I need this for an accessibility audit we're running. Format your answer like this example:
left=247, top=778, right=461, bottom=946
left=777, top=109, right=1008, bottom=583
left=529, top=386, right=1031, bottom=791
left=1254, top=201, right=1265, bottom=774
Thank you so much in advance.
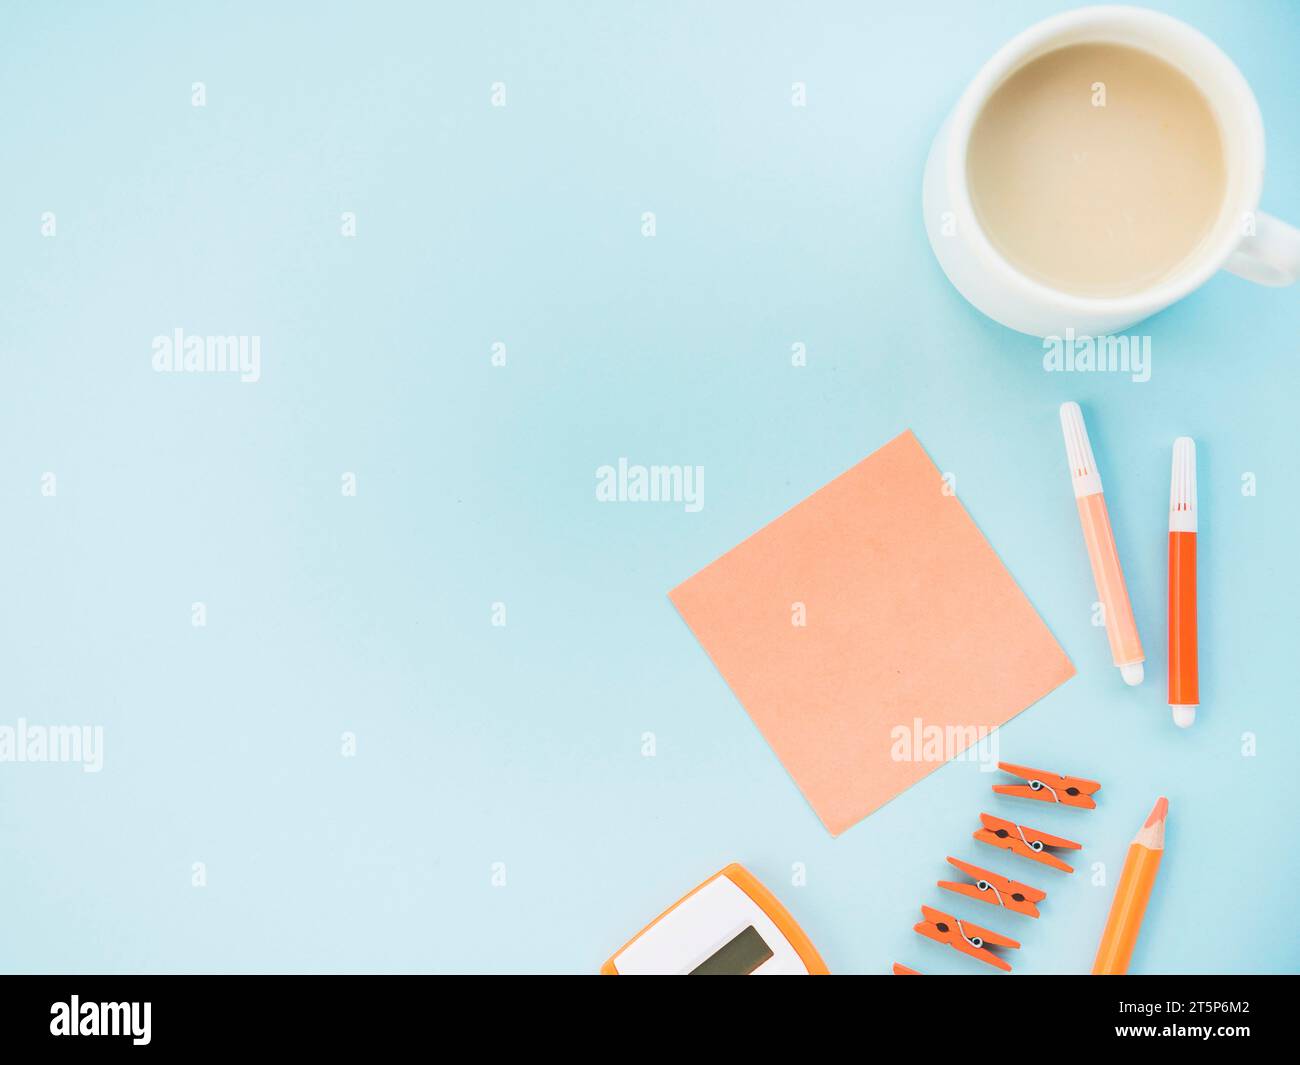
left=601, top=863, right=830, bottom=975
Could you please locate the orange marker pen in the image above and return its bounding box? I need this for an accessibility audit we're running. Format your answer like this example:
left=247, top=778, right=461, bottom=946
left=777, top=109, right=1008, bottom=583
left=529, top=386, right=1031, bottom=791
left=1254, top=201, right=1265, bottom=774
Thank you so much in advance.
left=1168, top=438, right=1198, bottom=728
left=1059, top=403, right=1145, bottom=685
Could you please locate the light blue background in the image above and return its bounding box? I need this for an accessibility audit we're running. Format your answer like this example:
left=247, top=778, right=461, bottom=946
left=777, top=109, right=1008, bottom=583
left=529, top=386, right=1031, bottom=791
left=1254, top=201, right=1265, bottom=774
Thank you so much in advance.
left=2, top=0, right=1297, bottom=974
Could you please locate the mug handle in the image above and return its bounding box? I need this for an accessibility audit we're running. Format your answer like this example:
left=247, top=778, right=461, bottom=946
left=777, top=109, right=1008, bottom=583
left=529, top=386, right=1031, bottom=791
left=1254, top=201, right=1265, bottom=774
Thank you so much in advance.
left=1223, top=211, right=1300, bottom=287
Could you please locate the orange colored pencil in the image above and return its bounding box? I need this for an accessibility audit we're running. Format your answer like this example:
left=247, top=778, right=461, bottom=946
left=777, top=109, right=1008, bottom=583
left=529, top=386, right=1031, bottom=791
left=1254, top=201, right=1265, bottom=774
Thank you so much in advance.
left=1092, top=797, right=1167, bottom=974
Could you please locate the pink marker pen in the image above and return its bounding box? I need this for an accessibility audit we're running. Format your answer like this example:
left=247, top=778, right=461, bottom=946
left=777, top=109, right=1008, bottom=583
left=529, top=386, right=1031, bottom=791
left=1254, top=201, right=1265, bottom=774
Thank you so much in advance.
left=1059, top=402, right=1145, bottom=685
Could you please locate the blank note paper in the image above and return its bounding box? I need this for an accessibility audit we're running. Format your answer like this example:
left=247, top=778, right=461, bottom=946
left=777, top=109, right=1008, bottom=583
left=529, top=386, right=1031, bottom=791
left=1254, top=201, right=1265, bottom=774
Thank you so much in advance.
left=669, top=430, right=1074, bottom=836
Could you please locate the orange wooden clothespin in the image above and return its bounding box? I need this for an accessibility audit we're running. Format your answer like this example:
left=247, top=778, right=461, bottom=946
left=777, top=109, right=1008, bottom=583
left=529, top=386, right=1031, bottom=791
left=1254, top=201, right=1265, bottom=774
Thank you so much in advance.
left=938, top=856, right=1046, bottom=918
left=913, top=905, right=1020, bottom=971
left=975, top=813, right=1081, bottom=873
left=891, top=963, right=922, bottom=975
left=993, top=761, right=1101, bottom=809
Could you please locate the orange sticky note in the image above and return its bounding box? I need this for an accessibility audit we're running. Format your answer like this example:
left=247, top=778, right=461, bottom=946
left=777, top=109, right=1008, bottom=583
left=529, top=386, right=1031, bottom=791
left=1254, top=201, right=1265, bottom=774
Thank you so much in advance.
left=669, top=430, right=1074, bottom=836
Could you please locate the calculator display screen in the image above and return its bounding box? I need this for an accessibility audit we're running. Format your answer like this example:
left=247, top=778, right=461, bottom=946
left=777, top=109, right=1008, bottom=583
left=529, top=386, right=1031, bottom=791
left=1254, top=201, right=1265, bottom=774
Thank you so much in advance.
left=689, top=925, right=774, bottom=975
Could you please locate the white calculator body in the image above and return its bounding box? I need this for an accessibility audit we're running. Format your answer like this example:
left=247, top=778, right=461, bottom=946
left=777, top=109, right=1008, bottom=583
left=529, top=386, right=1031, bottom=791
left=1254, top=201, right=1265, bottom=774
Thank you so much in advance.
left=602, top=864, right=828, bottom=975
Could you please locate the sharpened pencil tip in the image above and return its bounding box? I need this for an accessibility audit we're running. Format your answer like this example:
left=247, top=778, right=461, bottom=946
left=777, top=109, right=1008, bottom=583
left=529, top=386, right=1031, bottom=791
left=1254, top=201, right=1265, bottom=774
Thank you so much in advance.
left=1146, top=796, right=1169, bottom=828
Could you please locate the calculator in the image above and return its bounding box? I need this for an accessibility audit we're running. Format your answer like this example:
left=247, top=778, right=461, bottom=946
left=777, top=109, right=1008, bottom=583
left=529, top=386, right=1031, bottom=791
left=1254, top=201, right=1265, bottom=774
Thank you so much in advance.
left=601, top=863, right=828, bottom=975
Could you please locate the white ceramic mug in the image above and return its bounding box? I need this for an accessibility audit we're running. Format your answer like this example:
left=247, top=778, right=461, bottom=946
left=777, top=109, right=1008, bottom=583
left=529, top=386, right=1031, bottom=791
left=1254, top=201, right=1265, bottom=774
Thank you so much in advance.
left=923, top=5, right=1300, bottom=337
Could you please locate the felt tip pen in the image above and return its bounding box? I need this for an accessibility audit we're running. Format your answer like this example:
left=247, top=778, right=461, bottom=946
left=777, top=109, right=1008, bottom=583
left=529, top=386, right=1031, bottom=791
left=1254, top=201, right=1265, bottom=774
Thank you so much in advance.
left=1168, top=438, right=1198, bottom=728
left=1059, top=402, right=1145, bottom=685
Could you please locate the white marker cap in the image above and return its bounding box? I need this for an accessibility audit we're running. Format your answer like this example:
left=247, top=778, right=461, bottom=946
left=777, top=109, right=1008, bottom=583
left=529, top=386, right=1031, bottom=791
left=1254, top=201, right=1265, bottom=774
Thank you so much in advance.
left=1172, top=705, right=1197, bottom=728
left=1121, top=662, right=1144, bottom=686
left=1060, top=402, right=1102, bottom=497
left=1170, top=437, right=1197, bottom=533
